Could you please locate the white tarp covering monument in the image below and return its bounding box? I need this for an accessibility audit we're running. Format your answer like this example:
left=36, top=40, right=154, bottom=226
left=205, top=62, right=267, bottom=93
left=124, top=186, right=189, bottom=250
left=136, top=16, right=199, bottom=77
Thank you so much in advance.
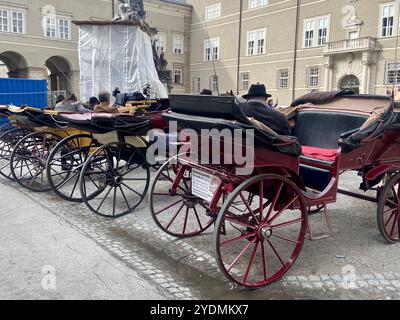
left=77, top=22, right=168, bottom=102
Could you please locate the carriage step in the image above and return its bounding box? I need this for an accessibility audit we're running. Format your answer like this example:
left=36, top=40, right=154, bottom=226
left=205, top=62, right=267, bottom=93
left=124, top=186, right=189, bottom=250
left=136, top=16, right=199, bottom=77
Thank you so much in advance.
left=307, top=204, right=333, bottom=241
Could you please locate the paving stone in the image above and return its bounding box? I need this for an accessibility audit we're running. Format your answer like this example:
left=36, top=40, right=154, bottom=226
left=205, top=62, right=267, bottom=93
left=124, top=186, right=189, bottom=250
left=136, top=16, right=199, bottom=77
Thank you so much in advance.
left=374, top=273, right=385, bottom=280
left=357, top=281, right=369, bottom=288
left=367, top=280, right=380, bottom=286
left=308, top=275, right=321, bottom=282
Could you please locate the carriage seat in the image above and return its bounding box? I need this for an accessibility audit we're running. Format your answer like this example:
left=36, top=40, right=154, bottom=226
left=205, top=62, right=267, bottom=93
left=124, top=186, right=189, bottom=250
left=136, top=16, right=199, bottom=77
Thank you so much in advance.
left=293, top=110, right=368, bottom=191
left=293, top=110, right=369, bottom=151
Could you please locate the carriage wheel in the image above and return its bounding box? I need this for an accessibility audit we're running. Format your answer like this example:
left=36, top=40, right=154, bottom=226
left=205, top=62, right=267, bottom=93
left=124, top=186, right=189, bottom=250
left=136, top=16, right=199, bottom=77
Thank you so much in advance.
left=0, top=129, right=32, bottom=180
left=46, top=134, right=98, bottom=202
left=79, top=142, right=150, bottom=218
left=10, top=131, right=63, bottom=192
left=214, top=174, right=308, bottom=288
left=377, top=172, right=400, bottom=244
left=149, top=158, right=215, bottom=238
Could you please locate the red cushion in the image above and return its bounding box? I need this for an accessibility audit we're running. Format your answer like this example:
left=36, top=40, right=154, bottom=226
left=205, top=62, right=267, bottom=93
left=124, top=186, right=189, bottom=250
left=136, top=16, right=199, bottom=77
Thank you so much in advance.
left=302, top=146, right=337, bottom=161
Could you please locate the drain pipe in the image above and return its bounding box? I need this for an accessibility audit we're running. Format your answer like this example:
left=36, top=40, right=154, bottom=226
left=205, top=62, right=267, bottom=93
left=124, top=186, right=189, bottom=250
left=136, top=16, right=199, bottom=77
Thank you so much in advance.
left=292, top=0, right=301, bottom=101
left=236, top=0, right=244, bottom=95
left=112, top=0, right=115, bottom=18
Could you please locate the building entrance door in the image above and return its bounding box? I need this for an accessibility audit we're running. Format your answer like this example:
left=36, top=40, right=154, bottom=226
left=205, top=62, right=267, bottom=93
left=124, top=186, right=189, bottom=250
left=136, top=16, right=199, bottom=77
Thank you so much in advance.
left=340, top=75, right=360, bottom=93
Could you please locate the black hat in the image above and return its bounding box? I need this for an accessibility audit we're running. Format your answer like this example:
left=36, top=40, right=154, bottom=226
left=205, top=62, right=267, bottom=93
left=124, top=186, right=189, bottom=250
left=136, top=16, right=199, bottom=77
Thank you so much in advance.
left=243, top=84, right=272, bottom=100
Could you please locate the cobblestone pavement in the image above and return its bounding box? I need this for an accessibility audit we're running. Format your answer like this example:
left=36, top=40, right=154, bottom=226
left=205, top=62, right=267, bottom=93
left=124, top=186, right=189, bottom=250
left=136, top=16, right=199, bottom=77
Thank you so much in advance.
left=1, top=170, right=400, bottom=300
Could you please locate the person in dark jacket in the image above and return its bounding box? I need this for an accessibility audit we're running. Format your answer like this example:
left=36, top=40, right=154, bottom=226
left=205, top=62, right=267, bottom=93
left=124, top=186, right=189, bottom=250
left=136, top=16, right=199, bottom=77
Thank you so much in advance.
left=241, top=84, right=291, bottom=136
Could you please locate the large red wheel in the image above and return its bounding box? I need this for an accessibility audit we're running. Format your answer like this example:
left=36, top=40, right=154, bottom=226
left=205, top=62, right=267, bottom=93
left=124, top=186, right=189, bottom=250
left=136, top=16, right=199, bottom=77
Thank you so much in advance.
left=214, top=174, right=308, bottom=288
left=377, top=172, right=400, bottom=244
left=149, top=158, right=215, bottom=238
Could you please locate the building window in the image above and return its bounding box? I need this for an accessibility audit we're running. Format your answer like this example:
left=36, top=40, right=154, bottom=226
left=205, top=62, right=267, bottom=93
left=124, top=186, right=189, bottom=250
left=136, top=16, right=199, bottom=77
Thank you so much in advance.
left=317, top=17, right=328, bottom=46
left=381, top=4, right=395, bottom=37
left=0, top=8, right=25, bottom=34
left=193, top=77, right=201, bottom=93
left=0, top=10, right=8, bottom=32
left=11, top=11, right=23, bottom=33
left=43, top=13, right=71, bottom=40
left=247, top=29, right=266, bottom=56
left=205, top=3, right=221, bottom=20
left=304, top=16, right=329, bottom=48
left=304, top=19, right=314, bottom=48
left=307, top=66, right=320, bottom=88
left=210, top=75, right=219, bottom=92
left=385, top=61, right=400, bottom=85
left=174, top=69, right=183, bottom=85
left=278, top=69, right=289, bottom=88
left=249, top=0, right=268, bottom=9
left=204, top=37, right=220, bottom=61
left=156, top=33, right=166, bottom=52
left=58, top=19, right=70, bottom=40
left=173, top=35, right=183, bottom=54
left=241, top=72, right=250, bottom=91
left=45, top=16, right=56, bottom=38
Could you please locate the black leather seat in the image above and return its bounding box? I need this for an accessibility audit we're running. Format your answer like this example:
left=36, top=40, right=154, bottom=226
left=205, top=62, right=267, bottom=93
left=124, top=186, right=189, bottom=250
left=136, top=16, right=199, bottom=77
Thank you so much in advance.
left=293, top=110, right=368, bottom=149
left=294, top=110, right=368, bottom=191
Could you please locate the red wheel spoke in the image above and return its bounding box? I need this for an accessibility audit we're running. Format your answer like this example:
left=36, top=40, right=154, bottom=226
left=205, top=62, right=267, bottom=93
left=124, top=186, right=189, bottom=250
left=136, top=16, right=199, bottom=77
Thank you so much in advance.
left=182, top=207, right=189, bottom=235
left=220, top=231, right=257, bottom=247
left=243, top=240, right=259, bottom=283
left=259, top=180, right=264, bottom=221
left=193, top=206, right=203, bottom=231
left=265, top=181, right=284, bottom=222
left=226, top=239, right=255, bottom=272
left=385, top=198, right=397, bottom=207
left=384, top=211, right=397, bottom=229
left=155, top=199, right=184, bottom=216
left=271, top=217, right=304, bottom=229
left=224, top=213, right=256, bottom=229
left=165, top=203, right=185, bottom=230
left=239, top=192, right=259, bottom=225
left=272, top=234, right=300, bottom=245
left=160, top=171, right=174, bottom=183
left=160, top=172, right=186, bottom=193
left=389, top=213, right=398, bottom=239
left=268, top=195, right=299, bottom=224
left=266, top=239, right=285, bottom=267
left=383, top=207, right=397, bottom=215
left=259, top=240, right=268, bottom=281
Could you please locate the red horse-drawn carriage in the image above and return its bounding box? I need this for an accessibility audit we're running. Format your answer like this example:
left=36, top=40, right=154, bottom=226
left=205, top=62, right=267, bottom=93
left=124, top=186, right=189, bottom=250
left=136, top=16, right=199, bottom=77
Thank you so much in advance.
left=149, top=92, right=400, bottom=288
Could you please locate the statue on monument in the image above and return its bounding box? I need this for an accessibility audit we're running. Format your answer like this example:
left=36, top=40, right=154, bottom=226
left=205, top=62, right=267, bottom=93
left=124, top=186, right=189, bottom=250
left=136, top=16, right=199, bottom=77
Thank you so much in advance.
left=152, top=39, right=173, bottom=93
left=115, top=0, right=146, bottom=22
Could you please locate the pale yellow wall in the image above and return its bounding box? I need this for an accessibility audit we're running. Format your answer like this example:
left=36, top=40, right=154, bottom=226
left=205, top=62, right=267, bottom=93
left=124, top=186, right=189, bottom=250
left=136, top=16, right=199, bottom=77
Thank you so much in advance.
left=188, top=0, right=400, bottom=105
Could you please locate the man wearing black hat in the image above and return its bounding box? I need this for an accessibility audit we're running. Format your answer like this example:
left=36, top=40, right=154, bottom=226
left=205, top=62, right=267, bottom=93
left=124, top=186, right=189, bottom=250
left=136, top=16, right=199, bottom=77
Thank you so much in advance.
left=241, top=83, right=291, bottom=136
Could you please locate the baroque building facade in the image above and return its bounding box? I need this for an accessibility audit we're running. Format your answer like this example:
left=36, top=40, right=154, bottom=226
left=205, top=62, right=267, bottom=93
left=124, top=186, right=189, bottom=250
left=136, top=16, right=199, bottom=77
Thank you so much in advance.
left=1, top=0, right=400, bottom=106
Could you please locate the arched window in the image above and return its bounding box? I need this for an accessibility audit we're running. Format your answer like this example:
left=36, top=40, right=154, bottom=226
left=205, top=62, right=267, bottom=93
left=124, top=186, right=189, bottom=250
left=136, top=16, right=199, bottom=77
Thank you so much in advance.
left=340, top=75, right=360, bottom=94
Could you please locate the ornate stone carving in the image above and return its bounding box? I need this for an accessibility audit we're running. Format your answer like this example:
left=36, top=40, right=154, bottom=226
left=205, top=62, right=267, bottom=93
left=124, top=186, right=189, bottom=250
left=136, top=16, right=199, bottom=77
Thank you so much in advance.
left=152, top=40, right=173, bottom=93
left=115, top=0, right=145, bottom=21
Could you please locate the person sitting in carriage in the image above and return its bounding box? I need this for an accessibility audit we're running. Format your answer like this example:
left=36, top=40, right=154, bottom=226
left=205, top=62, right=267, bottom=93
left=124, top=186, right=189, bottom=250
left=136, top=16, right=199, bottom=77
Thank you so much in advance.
left=55, top=94, right=92, bottom=114
left=93, top=91, right=119, bottom=114
left=241, top=83, right=291, bottom=136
